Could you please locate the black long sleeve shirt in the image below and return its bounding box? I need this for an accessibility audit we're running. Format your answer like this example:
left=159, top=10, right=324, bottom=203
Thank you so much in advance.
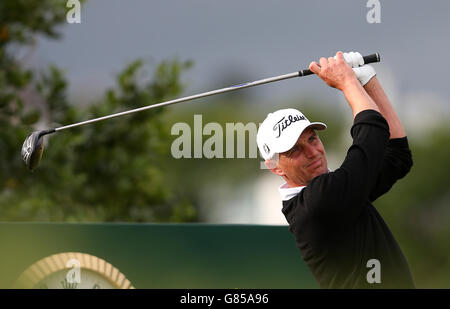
left=281, top=110, right=415, bottom=289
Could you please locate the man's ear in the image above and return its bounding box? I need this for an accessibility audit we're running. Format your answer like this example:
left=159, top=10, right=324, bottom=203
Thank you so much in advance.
left=265, top=159, right=285, bottom=177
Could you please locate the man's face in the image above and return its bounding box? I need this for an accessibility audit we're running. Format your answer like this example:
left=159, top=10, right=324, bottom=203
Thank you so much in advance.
left=270, top=128, right=328, bottom=187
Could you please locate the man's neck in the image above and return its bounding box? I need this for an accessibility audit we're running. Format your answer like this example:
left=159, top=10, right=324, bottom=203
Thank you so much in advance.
left=285, top=179, right=307, bottom=188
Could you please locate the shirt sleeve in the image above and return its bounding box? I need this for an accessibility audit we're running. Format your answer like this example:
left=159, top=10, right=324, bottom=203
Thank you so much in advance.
left=368, top=137, right=413, bottom=202
left=300, top=109, right=390, bottom=224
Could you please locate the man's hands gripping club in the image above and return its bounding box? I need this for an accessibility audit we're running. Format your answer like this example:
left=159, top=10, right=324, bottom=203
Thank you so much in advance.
left=339, top=51, right=377, bottom=86
left=309, top=51, right=377, bottom=89
left=309, top=51, right=358, bottom=91
left=309, top=51, right=380, bottom=118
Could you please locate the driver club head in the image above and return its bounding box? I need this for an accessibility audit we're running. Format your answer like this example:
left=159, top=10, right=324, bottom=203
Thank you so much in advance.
left=21, top=129, right=55, bottom=171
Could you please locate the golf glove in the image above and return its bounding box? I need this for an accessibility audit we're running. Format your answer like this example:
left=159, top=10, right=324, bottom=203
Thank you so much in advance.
left=353, top=64, right=376, bottom=86
left=339, top=51, right=364, bottom=68
left=336, top=51, right=376, bottom=86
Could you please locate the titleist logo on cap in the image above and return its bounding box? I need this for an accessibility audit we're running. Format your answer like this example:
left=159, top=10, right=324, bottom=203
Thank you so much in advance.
left=273, top=114, right=306, bottom=138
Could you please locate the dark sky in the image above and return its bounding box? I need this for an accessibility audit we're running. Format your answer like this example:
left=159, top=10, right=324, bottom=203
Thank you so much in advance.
left=31, top=0, right=450, bottom=122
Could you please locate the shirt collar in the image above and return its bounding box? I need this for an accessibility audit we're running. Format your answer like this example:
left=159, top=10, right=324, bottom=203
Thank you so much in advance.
left=278, top=182, right=306, bottom=201
left=278, top=169, right=332, bottom=202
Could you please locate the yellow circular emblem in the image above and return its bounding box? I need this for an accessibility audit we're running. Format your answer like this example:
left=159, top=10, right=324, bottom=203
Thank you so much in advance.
left=13, top=252, right=134, bottom=289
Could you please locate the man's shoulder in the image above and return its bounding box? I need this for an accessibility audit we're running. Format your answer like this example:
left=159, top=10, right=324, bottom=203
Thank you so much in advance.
left=284, top=171, right=346, bottom=219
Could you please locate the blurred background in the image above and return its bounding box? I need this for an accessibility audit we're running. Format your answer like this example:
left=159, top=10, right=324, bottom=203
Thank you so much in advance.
left=0, top=0, right=449, bottom=288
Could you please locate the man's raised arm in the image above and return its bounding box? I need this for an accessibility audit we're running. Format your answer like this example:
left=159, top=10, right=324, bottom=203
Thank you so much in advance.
left=363, top=76, right=406, bottom=139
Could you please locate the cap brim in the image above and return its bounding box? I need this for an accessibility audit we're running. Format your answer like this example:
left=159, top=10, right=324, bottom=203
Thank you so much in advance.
left=308, top=122, right=327, bottom=131
left=273, top=122, right=327, bottom=154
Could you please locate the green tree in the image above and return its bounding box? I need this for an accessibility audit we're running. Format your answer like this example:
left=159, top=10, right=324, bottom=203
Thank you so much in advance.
left=0, top=0, right=196, bottom=222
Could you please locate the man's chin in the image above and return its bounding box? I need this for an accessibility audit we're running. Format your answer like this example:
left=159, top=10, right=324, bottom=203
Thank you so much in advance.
left=312, top=165, right=328, bottom=178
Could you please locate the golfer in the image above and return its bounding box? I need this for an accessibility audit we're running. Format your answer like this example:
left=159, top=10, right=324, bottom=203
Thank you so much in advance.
left=257, top=51, right=414, bottom=288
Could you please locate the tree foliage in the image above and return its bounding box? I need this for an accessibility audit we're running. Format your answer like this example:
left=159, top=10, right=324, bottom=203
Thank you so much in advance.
left=0, top=0, right=196, bottom=222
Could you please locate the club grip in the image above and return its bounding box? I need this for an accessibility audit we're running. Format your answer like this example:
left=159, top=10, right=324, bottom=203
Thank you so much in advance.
left=299, top=52, right=380, bottom=76
left=363, top=53, right=380, bottom=64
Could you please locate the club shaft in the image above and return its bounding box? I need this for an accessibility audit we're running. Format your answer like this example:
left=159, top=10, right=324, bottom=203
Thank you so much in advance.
left=54, top=52, right=380, bottom=132
left=55, top=72, right=300, bottom=131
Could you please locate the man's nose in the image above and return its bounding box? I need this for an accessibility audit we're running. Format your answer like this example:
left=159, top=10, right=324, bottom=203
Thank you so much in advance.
left=304, top=144, right=319, bottom=158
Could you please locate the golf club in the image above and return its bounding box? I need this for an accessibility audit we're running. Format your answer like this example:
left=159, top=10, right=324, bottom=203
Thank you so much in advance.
left=22, top=52, right=380, bottom=171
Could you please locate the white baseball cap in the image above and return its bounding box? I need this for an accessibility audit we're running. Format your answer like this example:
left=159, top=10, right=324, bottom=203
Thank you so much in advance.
left=257, top=108, right=327, bottom=161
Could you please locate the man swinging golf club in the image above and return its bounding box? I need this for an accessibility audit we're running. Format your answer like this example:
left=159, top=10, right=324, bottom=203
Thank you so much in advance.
left=257, top=51, right=414, bottom=288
